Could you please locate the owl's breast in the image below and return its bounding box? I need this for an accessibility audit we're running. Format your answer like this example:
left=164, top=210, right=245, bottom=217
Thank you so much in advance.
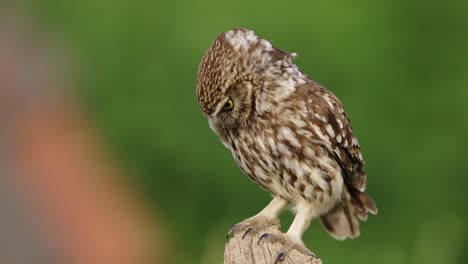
left=226, top=122, right=343, bottom=207
left=226, top=125, right=280, bottom=192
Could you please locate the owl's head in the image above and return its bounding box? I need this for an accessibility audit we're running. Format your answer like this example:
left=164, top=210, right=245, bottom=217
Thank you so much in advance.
left=196, top=28, right=298, bottom=128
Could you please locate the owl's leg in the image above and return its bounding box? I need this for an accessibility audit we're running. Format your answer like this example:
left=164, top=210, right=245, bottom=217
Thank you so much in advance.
left=258, top=204, right=316, bottom=262
left=285, top=204, right=314, bottom=246
left=227, top=196, right=288, bottom=240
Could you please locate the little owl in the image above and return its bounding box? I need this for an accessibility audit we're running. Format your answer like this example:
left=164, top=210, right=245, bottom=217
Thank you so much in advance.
left=196, top=28, right=377, bottom=262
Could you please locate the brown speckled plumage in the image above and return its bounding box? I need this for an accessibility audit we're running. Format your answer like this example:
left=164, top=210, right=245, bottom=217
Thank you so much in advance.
left=197, top=28, right=377, bottom=250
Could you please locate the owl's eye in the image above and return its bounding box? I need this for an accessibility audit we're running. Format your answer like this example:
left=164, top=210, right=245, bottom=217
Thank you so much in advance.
left=222, top=98, right=234, bottom=111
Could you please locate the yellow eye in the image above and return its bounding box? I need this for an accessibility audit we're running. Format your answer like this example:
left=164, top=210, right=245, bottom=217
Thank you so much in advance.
left=222, top=98, right=234, bottom=111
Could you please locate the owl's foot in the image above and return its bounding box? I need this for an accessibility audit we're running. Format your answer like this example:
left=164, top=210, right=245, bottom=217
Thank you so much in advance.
left=226, top=216, right=280, bottom=241
left=257, top=232, right=316, bottom=263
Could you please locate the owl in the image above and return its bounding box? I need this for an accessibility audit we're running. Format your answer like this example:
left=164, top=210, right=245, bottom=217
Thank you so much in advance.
left=196, top=28, right=377, bottom=261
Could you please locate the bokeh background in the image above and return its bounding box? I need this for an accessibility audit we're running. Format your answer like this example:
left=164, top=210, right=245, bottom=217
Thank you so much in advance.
left=4, top=0, right=468, bottom=263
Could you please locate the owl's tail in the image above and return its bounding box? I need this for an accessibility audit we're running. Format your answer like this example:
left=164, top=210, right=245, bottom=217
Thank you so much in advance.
left=319, top=187, right=377, bottom=240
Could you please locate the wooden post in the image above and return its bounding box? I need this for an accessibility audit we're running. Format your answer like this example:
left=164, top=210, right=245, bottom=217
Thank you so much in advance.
left=224, top=226, right=322, bottom=264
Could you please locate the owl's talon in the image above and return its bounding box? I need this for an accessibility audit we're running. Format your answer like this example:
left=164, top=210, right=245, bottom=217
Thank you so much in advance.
left=256, top=232, right=316, bottom=261
left=226, top=225, right=238, bottom=241
left=307, top=250, right=317, bottom=258
left=274, top=252, right=286, bottom=263
left=227, top=216, right=280, bottom=241
left=242, top=227, right=253, bottom=239
left=257, top=233, right=270, bottom=245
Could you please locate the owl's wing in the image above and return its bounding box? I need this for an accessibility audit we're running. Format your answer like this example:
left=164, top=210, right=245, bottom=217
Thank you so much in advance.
left=298, top=83, right=367, bottom=192
left=296, top=83, right=377, bottom=239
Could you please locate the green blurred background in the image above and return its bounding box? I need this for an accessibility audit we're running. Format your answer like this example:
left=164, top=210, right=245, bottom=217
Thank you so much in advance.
left=18, top=0, right=468, bottom=263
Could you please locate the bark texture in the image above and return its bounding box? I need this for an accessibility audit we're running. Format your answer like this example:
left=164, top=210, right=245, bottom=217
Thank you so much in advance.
left=224, top=227, right=322, bottom=264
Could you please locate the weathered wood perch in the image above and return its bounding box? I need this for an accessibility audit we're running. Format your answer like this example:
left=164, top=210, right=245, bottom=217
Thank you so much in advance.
left=224, top=226, right=322, bottom=264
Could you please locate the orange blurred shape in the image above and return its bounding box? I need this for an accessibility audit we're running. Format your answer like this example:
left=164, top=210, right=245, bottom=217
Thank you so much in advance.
left=1, top=6, right=164, bottom=264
